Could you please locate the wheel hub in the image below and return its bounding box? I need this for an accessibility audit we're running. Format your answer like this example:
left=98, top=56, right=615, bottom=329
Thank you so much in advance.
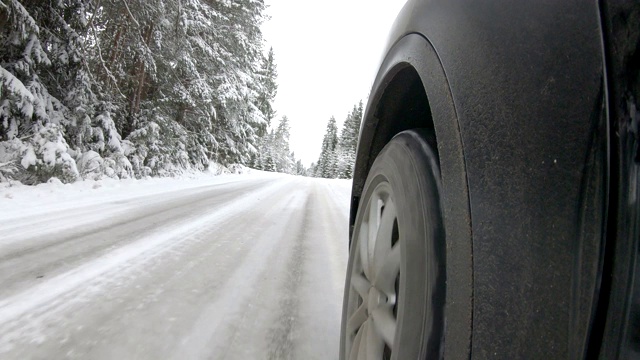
left=367, top=286, right=386, bottom=312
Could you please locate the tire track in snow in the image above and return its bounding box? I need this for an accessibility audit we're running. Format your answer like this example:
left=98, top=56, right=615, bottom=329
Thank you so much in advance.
left=170, top=180, right=310, bottom=360
left=266, top=192, right=313, bottom=360
left=0, top=178, right=291, bottom=354
left=0, top=181, right=273, bottom=296
left=0, top=176, right=352, bottom=359
left=292, top=179, right=350, bottom=360
left=2, top=177, right=301, bottom=360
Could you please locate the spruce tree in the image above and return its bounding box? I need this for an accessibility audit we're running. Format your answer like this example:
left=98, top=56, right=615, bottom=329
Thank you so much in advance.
left=312, top=101, right=363, bottom=179
left=315, top=116, right=338, bottom=178
left=0, top=0, right=93, bottom=183
left=273, top=115, right=292, bottom=173
left=0, top=0, right=274, bottom=183
left=256, top=47, right=278, bottom=134
left=336, top=100, right=363, bottom=179
left=294, top=158, right=306, bottom=175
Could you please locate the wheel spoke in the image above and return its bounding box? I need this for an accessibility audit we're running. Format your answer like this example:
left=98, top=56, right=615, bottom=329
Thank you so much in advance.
left=358, top=223, right=371, bottom=279
left=346, top=182, right=402, bottom=359
left=372, top=198, right=396, bottom=283
left=366, top=196, right=381, bottom=277
left=371, top=307, right=397, bottom=347
left=368, top=195, right=380, bottom=244
left=374, top=242, right=401, bottom=295
left=349, top=321, right=365, bottom=360
left=357, top=321, right=370, bottom=360
left=351, top=273, right=371, bottom=300
left=347, top=303, right=368, bottom=335
left=366, top=316, right=385, bottom=359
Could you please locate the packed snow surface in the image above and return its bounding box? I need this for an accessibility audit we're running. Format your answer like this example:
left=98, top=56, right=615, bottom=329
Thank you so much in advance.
left=0, top=171, right=352, bottom=359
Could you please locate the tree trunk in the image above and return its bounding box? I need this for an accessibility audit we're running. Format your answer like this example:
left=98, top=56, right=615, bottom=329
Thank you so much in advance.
left=125, top=22, right=154, bottom=137
left=107, top=26, right=123, bottom=70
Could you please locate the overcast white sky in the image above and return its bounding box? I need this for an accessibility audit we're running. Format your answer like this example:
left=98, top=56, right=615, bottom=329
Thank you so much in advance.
left=261, top=0, right=407, bottom=166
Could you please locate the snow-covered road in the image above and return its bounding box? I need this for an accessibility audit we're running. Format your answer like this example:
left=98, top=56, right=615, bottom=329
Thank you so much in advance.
left=0, top=173, right=351, bottom=359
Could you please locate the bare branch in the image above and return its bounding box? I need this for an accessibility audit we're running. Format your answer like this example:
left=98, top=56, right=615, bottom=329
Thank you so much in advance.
left=121, top=0, right=140, bottom=28
left=90, top=19, right=127, bottom=100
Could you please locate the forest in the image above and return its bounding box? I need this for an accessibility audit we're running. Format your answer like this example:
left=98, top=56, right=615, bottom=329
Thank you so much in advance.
left=0, top=0, right=361, bottom=184
left=310, top=101, right=363, bottom=179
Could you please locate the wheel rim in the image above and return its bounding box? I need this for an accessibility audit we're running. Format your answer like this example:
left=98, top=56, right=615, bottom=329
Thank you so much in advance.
left=346, top=181, right=400, bottom=360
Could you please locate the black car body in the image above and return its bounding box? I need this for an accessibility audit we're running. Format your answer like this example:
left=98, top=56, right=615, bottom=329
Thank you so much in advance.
left=342, top=1, right=639, bottom=358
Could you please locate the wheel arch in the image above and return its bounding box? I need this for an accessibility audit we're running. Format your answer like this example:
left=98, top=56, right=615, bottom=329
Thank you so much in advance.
left=350, top=33, right=474, bottom=359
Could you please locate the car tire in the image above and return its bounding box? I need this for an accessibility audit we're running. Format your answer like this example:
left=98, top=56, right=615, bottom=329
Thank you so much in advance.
left=340, top=129, right=446, bottom=359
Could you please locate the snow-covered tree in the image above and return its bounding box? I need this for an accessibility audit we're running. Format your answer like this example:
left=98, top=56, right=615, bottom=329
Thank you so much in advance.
left=313, top=101, right=363, bottom=179
left=250, top=115, right=304, bottom=175
left=0, top=0, right=275, bottom=184
left=256, top=47, right=278, bottom=134
left=315, top=116, right=338, bottom=178
left=0, top=0, right=94, bottom=183
left=293, top=160, right=307, bottom=176
left=335, top=101, right=363, bottom=178
left=272, top=115, right=292, bottom=173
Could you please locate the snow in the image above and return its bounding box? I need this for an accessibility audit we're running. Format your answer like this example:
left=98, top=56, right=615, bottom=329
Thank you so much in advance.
left=0, top=66, right=34, bottom=105
left=0, top=166, right=267, bottom=221
left=0, top=176, right=288, bottom=348
left=0, top=167, right=275, bottom=250
left=19, top=145, right=36, bottom=169
left=0, top=171, right=353, bottom=359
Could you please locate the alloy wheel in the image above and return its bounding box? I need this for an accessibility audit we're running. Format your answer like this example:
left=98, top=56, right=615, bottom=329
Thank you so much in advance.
left=345, top=181, right=400, bottom=359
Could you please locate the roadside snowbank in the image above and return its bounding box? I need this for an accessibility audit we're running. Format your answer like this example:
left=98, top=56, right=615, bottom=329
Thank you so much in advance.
left=0, top=164, right=280, bottom=221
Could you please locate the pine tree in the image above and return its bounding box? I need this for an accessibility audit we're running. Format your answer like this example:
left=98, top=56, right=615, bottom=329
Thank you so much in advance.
left=0, top=0, right=273, bottom=184
left=335, top=100, right=363, bottom=179
left=312, top=101, right=363, bottom=179
left=253, top=115, right=304, bottom=175
left=263, top=153, right=276, bottom=172
left=0, top=0, right=94, bottom=183
left=315, top=116, right=338, bottom=178
left=256, top=47, right=278, bottom=134
left=294, top=158, right=306, bottom=175
left=341, top=101, right=363, bottom=155
left=273, top=115, right=292, bottom=173
left=307, top=162, right=316, bottom=177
